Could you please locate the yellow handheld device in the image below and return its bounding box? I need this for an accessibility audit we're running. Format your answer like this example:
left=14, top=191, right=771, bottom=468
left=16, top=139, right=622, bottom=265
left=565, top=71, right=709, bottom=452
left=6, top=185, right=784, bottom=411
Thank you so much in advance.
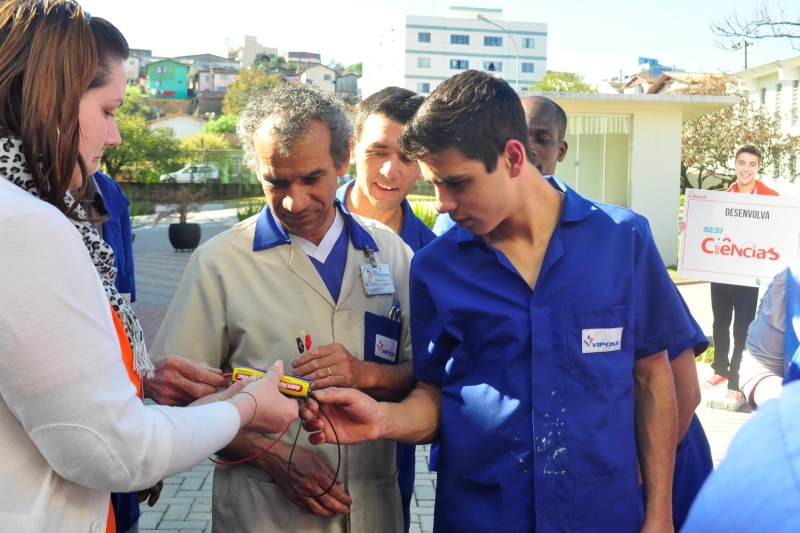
left=230, top=366, right=311, bottom=399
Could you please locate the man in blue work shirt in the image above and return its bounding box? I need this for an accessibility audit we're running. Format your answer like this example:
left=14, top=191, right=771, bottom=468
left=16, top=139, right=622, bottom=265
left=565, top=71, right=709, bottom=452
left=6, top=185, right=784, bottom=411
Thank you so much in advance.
left=336, top=86, right=435, bottom=532
left=301, top=71, right=696, bottom=532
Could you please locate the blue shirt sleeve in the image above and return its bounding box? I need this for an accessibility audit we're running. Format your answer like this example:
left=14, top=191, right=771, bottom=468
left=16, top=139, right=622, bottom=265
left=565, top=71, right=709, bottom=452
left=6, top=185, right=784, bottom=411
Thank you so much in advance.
left=667, top=289, right=708, bottom=361
left=632, top=217, right=696, bottom=359
left=410, top=253, right=458, bottom=384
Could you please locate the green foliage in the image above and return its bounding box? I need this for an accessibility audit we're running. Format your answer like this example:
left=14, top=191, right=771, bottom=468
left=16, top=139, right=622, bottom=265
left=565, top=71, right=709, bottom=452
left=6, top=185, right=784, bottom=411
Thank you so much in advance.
left=696, top=346, right=714, bottom=364
left=205, top=114, right=238, bottom=133
left=101, top=90, right=185, bottom=182
left=412, top=202, right=438, bottom=230
left=222, top=66, right=285, bottom=115
left=679, top=75, right=800, bottom=193
left=528, top=71, right=597, bottom=93
left=344, top=62, right=362, bottom=77
left=236, top=200, right=264, bottom=221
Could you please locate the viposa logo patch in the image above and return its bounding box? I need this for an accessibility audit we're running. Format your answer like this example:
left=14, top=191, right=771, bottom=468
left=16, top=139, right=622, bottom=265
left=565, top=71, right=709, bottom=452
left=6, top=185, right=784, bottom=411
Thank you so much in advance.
left=582, top=328, right=623, bottom=353
left=375, top=334, right=398, bottom=362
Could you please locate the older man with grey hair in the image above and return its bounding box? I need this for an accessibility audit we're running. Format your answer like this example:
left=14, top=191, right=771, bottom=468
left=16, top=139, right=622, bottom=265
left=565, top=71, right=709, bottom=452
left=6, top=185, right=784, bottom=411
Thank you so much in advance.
left=152, top=85, right=415, bottom=533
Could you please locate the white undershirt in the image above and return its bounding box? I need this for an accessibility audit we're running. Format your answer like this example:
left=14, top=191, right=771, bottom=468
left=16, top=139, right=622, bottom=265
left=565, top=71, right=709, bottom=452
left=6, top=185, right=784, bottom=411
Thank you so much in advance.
left=292, top=209, right=345, bottom=264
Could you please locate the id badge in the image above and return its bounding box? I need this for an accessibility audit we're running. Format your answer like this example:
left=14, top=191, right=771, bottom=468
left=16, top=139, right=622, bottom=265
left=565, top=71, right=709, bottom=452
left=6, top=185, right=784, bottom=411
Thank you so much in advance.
left=361, top=264, right=396, bottom=295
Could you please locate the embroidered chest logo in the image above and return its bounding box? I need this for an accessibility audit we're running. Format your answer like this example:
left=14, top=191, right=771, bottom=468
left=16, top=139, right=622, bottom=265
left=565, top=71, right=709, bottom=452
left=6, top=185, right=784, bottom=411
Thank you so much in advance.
left=375, top=334, right=398, bottom=362
left=582, top=328, right=623, bottom=353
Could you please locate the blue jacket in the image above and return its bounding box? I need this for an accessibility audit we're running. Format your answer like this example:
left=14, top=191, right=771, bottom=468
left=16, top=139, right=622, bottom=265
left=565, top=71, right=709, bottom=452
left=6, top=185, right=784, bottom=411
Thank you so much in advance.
left=94, top=172, right=136, bottom=302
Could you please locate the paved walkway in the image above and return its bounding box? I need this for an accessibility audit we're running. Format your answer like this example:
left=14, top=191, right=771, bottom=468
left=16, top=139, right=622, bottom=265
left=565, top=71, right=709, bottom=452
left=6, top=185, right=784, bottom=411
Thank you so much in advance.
left=132, top=208, right=756, bottom=533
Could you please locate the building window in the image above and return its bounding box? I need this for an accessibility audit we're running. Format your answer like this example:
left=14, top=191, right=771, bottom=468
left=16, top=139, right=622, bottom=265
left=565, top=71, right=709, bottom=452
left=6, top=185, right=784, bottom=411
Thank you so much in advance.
left=761, top=87, right=767, bottom=105
left=522, top=38, right=535, bottom=49
left=484, top=36, right=502, bottom=47
left=216, top=87, right=226, bottom=92
left=418, top=57, right=431, bottom=68
left=521, top=63, right=535, bottom=73
left=204, top=75, right=210, bottom=82
left=129, top=59, right=136, bottom=65
left=793, top=80, right=799, bottom=111
left=155, top=66, right=167, bottom=74
left=418, top=83, right=430, bottom=93
left=483, top=61, right=502, bottom=72
left=776, top=83, right=782, bottom=111
left=154, top=80, right=161, bottom=87
left=418, top=32, right=431, bottom=43
left=450, top=34, right=469, bottom=45
left=450, top=59, right=469, bottom=70
left=324, top=74, right=331, bottom=81
left=221, top=74, right=228, bottom=81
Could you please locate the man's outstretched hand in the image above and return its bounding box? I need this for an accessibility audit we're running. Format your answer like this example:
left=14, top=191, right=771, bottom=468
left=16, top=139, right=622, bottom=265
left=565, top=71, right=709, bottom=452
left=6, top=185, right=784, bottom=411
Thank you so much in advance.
left=300, top=388, right=385, bottom=445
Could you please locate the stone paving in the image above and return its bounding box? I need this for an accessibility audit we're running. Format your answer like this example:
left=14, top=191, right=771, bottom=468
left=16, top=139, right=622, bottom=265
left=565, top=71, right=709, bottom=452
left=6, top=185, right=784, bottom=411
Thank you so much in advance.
left=132, top=208, right=756, bottom=532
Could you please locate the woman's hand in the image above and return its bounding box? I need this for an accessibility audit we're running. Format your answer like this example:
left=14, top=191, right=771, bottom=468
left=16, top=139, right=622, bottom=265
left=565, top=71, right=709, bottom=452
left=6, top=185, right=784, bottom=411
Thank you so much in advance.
left=231, top=361, right=299, bottom=434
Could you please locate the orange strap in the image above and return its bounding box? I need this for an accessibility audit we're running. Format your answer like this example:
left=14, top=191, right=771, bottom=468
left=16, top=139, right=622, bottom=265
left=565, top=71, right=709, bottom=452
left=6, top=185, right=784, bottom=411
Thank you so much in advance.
left=109, top=304, right=143, bottom=400
left=107, top=305, right=143, bottom=531
left=106, top=499, right=116, bottom=533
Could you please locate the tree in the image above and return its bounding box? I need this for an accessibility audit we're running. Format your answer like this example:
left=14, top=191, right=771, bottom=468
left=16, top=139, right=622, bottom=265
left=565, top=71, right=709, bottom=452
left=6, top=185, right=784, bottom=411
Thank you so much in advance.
left=712, top=1, right=800, bottom=50
left=528, top=71, right=597, bottom=92
left=205, top=114, right=238, bottom=134
left=343, top=62, right=362, bottom=77
left=679, top=75, right=800, bottom=193
left=222, top=66, right=285, bottom=115
left=101, top=90, right=185, bottom=182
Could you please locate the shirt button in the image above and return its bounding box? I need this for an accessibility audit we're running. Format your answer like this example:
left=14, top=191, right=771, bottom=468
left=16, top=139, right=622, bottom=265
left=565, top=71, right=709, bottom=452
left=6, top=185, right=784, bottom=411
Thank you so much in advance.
left=90, top=522, right=101, bottom=533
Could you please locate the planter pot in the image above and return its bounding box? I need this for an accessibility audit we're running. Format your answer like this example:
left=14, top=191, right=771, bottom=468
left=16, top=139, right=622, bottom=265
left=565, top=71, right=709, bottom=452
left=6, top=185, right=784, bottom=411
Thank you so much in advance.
left=168, top=223, right=201, bottom=251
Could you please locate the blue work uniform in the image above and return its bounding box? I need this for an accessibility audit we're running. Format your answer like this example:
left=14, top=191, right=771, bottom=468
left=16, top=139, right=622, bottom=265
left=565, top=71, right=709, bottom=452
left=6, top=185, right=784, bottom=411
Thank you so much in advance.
left=665, top=292, right=713, bottom=532
left=336, top=179, right=435, bottom=532
left=92, top=172, right=140, bottom=532
left=94, top=171, right=136, bottom=302
left=411, top=177, right=695, bottom=533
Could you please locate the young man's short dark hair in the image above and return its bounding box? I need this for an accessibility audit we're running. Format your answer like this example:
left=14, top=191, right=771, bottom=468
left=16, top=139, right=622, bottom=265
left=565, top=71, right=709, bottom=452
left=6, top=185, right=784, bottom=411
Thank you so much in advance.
left=354, top=87, right=425, bottom=140
left=399, top=70, right=533, bottom=173
left=735, top=144, right=762, bottom=164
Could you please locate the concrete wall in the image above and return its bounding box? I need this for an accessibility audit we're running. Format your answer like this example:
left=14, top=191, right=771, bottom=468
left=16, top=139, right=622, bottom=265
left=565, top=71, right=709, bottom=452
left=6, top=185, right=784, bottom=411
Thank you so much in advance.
left=147, top=115, right=207, bottom=139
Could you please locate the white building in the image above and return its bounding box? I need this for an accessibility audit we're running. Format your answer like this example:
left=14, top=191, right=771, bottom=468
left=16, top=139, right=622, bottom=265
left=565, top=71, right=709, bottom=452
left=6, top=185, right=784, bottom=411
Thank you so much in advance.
left=125, top=56, right=141, bottom=85
left=193, top=69, right=240, bottom=93
left=300, top=64, right=336, bottom=92
left=228, top=36, right=278, bottom=69
left=733, top=55, right=800, bottom=194
left=519, top=92, right=738, bottom=263
left=361, top=6, right=546, bottom=97
left=146, top=113, right=207, bottom=139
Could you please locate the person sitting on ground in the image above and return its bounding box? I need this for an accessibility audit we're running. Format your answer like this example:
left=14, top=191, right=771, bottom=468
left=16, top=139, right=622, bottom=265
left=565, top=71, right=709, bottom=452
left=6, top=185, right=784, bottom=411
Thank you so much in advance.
left=0, top=2, right=298, bottom=531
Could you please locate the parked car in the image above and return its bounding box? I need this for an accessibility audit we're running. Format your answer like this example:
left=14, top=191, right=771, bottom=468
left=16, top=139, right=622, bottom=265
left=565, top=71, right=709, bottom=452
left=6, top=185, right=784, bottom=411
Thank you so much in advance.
left=159, top=164, right=220, bottom=183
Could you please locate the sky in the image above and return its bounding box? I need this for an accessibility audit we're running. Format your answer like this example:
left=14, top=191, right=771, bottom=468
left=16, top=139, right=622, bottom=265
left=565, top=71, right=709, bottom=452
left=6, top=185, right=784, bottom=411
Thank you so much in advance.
left=81, top=0, right=800, bottom=80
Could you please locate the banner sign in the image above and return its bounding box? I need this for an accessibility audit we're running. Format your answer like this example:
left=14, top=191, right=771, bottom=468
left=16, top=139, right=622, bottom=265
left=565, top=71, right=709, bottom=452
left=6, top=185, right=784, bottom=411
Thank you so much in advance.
left=678, top=188, right=800, bottom=287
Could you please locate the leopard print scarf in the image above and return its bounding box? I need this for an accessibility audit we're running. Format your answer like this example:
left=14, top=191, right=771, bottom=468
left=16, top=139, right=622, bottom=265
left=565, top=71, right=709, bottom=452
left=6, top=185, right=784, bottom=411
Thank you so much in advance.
left=0, top=137, right=154, bottom=378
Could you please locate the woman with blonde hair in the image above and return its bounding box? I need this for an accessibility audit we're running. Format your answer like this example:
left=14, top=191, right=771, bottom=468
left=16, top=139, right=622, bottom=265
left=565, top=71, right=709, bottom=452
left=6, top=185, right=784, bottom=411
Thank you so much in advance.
left=0, top=2, right=298, bottom=531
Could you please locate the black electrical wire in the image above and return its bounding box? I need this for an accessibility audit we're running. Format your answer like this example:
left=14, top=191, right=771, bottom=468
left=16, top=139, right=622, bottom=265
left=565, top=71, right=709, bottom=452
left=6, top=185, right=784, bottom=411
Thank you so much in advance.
left=286, top=390, right=342, bottom=498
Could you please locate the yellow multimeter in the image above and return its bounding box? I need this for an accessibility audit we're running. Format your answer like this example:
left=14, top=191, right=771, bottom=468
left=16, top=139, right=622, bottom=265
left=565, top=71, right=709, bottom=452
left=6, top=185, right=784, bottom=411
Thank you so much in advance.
left=230, top=366, right=311, bottom=399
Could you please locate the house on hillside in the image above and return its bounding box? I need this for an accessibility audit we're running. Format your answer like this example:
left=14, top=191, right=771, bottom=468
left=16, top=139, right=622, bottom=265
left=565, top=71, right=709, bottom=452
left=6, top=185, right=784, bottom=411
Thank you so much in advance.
left=193, top=69, right=240, bottom=93
left=283, top=51, right=322, bottom=66
left=147, top=59, right=189, bottom=99
left=622, top=76, right=656, bottom=94
left=335, top=72, right=360, bottom=97
left=175, top=53, right=239, bottom=72
left=146, top=113, right=207, bottom=139
left=228, top=36, right=277, bottom=69
left=300, top=64, right=336, bottom=92
left=646, top=72, right=727, bottom=95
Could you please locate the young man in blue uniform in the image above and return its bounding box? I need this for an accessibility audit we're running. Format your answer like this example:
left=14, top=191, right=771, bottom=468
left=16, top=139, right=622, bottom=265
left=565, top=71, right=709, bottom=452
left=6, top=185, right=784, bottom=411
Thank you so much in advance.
left=302, top=71, right=697, bottom=532
left=336, top=86, right=435, bottom=532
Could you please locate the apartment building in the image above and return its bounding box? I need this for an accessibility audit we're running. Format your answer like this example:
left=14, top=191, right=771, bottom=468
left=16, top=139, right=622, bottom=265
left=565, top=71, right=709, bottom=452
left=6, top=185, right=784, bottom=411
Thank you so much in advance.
left=361, top=6, right=547, bottom=97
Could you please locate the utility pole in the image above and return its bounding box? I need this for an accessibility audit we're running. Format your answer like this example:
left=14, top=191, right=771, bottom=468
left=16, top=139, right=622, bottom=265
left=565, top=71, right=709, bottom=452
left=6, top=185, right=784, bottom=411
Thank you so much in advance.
left=732, top=41, right=753, bottom=70
left=477, top=14, right=519, bottom=92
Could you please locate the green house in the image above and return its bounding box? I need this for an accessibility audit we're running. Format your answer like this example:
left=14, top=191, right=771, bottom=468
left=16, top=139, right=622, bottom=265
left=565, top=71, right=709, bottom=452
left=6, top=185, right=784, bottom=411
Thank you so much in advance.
left=147, top=59, right=189, bottom=99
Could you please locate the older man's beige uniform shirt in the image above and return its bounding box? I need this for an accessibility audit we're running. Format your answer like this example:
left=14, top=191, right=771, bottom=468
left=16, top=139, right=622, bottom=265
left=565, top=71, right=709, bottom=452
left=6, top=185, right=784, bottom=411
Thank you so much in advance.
left=151, top=207, right=412, bottom=533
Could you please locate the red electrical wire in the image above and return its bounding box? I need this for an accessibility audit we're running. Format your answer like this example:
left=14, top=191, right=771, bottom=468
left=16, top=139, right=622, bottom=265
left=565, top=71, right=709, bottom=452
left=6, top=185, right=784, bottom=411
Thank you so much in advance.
left=209, top=422, right=291, bottom=466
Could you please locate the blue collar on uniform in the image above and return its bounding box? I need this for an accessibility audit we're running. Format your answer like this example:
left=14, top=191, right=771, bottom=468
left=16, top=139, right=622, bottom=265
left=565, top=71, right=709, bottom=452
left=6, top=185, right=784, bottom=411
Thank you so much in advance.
left=455, top=175, right=595, bottom=247
left=93, top=171, right=130, bottom=220
left=253, top=197, right=379, bottom=253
